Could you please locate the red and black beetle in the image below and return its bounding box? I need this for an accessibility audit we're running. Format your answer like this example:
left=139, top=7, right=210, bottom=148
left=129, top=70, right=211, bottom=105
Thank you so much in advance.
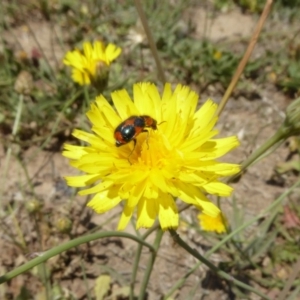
left=114, top=115, right=157, bottom=147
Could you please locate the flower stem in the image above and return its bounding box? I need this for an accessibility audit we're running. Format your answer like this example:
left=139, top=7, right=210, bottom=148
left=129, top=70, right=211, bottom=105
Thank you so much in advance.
left=138, top=228, right=164, bottom=300
left=134, top=0, right=166, bottom=84
left=130, top=224, right=161, bottom=300
left=169, top=229, right=270, bottom=300
left=130, top=240, right=143, bottom=300
left=0, top=231, right=155, bottom=284
left=34, top=215, right=51, bottom=300
left=216, top=0, right=273, bottom=117
left=0, top=93, right=24, bottom=208
left=84, top=85, right=90, bottom=109
left=228, top=125, right=286, bottom=183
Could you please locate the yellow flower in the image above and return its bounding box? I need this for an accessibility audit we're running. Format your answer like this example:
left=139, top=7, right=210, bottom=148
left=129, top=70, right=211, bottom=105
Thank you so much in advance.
left=198, top=212, right=227, bottom=234
left=63, top=41, right=121, bottom=86
left=63, top=83, right=240, bottom=230
left=213, top=50, right=222, bottom=60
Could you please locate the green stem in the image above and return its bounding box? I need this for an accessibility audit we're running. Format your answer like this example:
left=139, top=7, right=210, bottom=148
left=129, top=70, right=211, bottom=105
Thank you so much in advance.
left=130, top=240, right=143, bottom=300
left=84, top=85, right=90, bottom=107
left=34, top=216, right=51, bottom=300
left=134, top=0, right=166, bottom=84
left=80, top=259, right=92, bottom=300
left=228, top=125, right=286, bottom=183
left=164, top=178, right=300, bottom=299
left=130, top=224, right=160, bottom=300
left=1, top=94, right=24, bottom=207
left=0, top=231, right=155, bottom=284
left=138, top=228, right=164, bottom=300
left=169, top=229, right=270, bottom=300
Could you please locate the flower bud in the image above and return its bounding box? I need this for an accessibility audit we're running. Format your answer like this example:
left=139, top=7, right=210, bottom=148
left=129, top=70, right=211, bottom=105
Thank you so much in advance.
left=55, top=216, right=72, bottom=234
left=14, top=71, right=33, bottom=95
left=25, top=199, right=43, bottom=214
left=91, top=60, right=109, bottom=92
left=283, top=97, right=300, bottom=136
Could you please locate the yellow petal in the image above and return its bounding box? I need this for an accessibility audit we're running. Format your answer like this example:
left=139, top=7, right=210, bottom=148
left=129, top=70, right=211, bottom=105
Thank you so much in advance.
left=72, top=68, right=90, bottom=85
left=158, top=193, right=178, bottom=230
left=63, top=144, right=90, bottom=160
left=83, top=41, right=93, bottom=59
left=199, top=136, right=240, bottom=160
left=191, top=99, right=218, bottom=137
left=117, top=203, right=134, bottom=230
left=95, top=94, right=121, bottom=128
left=65, top=174, right=101, bottom=187
left=177, top=182, right=220, bottom=217
left=87, top=189, right=122, bottom=213
left=133, top=83, right=160, bottom=120
left=136, top=197, right=157, bottom=229
left=127, top=180, right=147, bottom=207
left=79, top=181, right=114, bottom=195
left=202, top=181, right=233, bottom=197
left=180, top=128, right=218, bottom=153
left=160, top=86, right=177, bottom=139
left=105, top=43, right=122, bottom=62
left=72, top=129, right=108, bottom=150
left=173, top=85, right=198, bottom=121
left=111, top=89, right=139, bottom=119
left=93, top=41, right=105, bottom=60
left=198, top=212, right=227, bottom=233
left=187, top=161, right=240, bottom=176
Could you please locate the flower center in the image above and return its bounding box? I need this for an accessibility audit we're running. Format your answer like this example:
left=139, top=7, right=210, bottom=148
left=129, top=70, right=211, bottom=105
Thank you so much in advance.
left=135, top=131, right=168, bottom=168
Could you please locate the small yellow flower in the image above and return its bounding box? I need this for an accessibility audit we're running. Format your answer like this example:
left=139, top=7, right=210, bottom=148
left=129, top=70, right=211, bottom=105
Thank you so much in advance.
left=63, top=40, right=121, bottom=86
left=213, top=50, right=222, bottom=60
left=63, top=83, right=240, bottom=230
left=198, top=212, right=227, bottom=233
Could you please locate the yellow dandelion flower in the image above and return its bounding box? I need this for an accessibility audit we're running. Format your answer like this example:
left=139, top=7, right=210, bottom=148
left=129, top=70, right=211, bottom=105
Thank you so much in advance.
left=63, top=40, right=121, bottom=87
left=198, top=212, right=228, bottom=234
left=63, top=83, right=240, bottom=230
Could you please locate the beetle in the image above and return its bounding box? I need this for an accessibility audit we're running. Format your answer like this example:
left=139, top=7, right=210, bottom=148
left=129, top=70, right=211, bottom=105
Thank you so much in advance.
left=114, top=115, right=157, bottom=148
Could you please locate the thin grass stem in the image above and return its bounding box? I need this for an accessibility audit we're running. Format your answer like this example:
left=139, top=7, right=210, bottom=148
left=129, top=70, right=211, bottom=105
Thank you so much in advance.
left=228, top=126, right=286, bottom=183
left=216, top=0, right=273, bottom=117
left=1, top=94, right=24, bottom=208
left=134, top=0, right=166, bottom=84
left=0, top=231, right=155, bottom=284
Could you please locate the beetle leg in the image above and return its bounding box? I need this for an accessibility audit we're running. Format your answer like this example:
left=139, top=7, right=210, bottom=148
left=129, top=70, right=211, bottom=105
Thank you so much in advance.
left=127, top=139, right=137, bottom=164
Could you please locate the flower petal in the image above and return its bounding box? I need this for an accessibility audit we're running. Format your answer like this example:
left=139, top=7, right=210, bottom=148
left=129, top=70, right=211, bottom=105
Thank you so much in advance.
left=134, top=83, right=160, bottom=120
left=202, top=181, right=233, bottom=197
left=79, top=181, right=114, bottom=195
left=105, top=43, right=122, bottom=62
left=137, top=197, right=158, bottom=228
left=87, top=189, right=122, bottom=213
left=111, top=89, right=139, bottom=119
left=65, top=174, right=101, bottom=187
left=158, top=193, right=178, bottom=230
left=177, top=182, right=220, bottom=217
left=118, top=203, right=134, bottom=230
left=198, top=212, right=227, bottom=233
